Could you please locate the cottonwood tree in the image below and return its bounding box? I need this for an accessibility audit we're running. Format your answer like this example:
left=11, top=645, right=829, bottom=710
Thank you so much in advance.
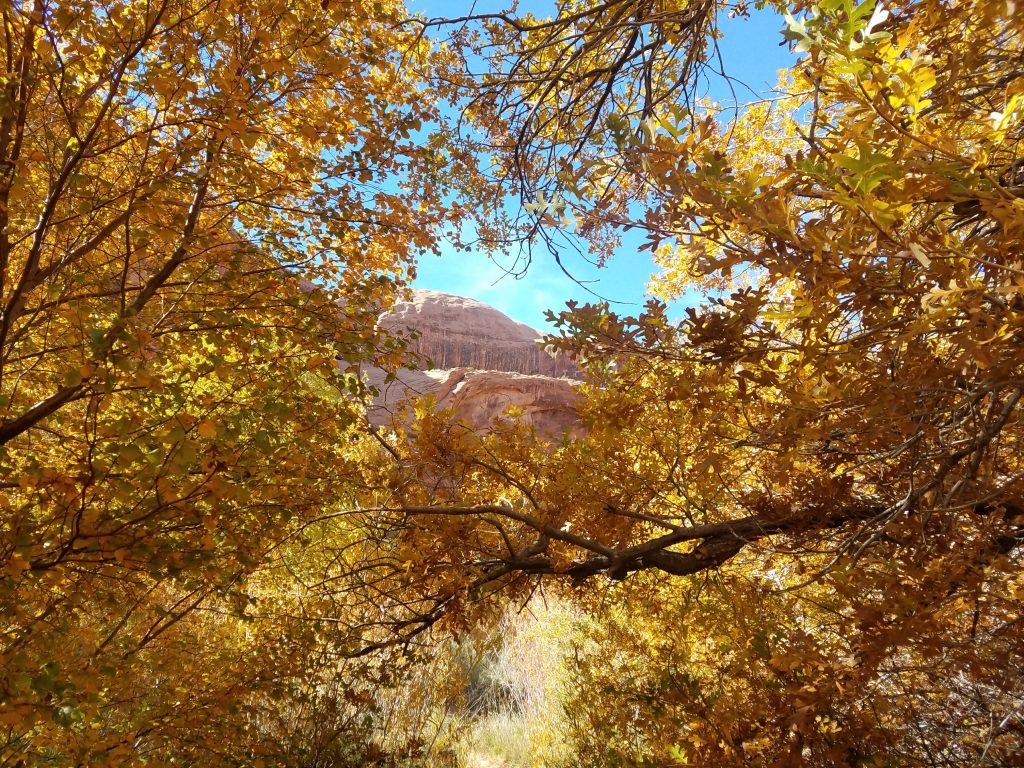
left=366, top=0, right=1024, bottom=763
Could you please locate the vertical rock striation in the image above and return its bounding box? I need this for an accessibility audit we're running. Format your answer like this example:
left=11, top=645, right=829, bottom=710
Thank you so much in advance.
left=377, top=290, right=578, bottom=379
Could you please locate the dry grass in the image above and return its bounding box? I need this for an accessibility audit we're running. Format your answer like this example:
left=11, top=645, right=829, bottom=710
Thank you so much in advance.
left=452, top=599, right=585, bottom=768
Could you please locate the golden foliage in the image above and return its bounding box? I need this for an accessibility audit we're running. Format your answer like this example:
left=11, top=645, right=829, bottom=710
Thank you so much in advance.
left=0, top=0, right=472, bottom=763
left=375, top=0, right=1024, bottom=764
left=3, top=0, right=1024, bottom=765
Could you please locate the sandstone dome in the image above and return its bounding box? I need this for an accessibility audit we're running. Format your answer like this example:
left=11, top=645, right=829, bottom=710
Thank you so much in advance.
left=378, top=289, right=578, bottom=378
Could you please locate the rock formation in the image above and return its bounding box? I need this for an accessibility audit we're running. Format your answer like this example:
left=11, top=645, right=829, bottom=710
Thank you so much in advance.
left=365, top=290, right=581, bottom=435
left=376, top=290, right=578, bottom=378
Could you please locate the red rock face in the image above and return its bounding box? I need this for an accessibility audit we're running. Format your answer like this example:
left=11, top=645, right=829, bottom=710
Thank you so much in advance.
left=377, top=290, right=578, bottom=378
left=366, top=291, right=580, bottom=435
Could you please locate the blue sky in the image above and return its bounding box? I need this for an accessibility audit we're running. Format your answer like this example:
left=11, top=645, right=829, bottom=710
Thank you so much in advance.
left=410, top=1, right=796, bottom=330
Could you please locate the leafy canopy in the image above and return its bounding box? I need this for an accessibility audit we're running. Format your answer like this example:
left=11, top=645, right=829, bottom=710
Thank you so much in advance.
left=2, top=0, right=1024, bottom=765
left=0, top=0, right=481, bottom=763
left=371, top=0, right=1024, bottom=764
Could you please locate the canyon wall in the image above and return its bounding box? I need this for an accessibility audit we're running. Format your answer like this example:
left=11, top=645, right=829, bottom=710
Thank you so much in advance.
left=376, top=290, right=578, bottom=378
left=366, top=290, right=580, bottom=435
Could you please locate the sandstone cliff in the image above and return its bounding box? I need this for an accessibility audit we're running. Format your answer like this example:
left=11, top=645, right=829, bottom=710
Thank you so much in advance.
left=377, top=290, right=578, bottom=378
left=365, top=290, right=580, bottom=434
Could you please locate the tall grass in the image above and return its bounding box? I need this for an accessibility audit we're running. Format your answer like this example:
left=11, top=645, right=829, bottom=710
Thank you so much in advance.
left=453, top=599, right=587, bottom=768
